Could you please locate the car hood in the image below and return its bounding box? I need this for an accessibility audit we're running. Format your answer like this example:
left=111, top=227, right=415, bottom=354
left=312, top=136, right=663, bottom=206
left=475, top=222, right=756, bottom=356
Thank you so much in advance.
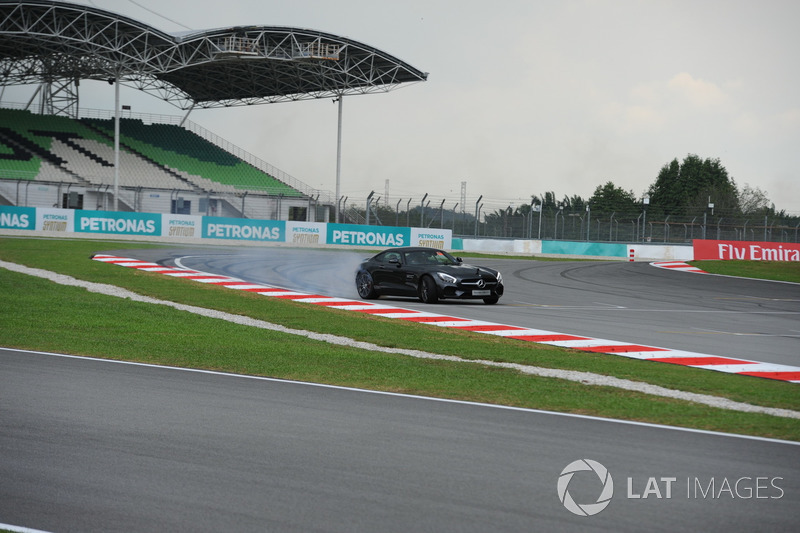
left=437, top=263, right=499, bottom=279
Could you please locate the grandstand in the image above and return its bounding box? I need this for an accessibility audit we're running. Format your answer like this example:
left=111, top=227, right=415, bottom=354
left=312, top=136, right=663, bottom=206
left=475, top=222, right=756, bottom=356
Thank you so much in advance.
left=0, top=106, right=321, bottom=220
left=0, top=1, right=427, bottom=222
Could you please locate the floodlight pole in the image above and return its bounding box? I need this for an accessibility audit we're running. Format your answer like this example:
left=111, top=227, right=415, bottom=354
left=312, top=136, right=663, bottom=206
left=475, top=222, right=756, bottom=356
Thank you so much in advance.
left=474, top=195, right=483, bottom=236
left=334, top=95, right=344, bottom=223
left=396, top=199, right=402, bottom=226
left=113, top=76, right=120, bottom=212
left=366, top=191, right=374, bottom=226
left=529, top=199, right=535, bottom=239
left=538, top=197, right=543, bottom=240
left=586, top=205, right=591, bottom=241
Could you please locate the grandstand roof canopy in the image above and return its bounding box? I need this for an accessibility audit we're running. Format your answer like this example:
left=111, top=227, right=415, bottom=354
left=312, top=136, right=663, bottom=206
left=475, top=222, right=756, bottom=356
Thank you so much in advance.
left=0, top=0, right=428, bottom=109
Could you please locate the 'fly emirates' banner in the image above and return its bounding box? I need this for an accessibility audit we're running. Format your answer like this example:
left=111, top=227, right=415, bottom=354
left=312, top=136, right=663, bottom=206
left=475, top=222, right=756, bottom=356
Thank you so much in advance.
left=694, top=239, right=800, bottom=261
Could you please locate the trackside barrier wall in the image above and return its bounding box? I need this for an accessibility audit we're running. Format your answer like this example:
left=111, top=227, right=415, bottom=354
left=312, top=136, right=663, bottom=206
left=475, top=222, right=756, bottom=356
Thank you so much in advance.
left=5, top=206, right=796, bottom=262
left=455, top=238, right=694, bottom=261
left=0, top=206, right=452, bottom=249
left=694, top=239, right=800, bottom=261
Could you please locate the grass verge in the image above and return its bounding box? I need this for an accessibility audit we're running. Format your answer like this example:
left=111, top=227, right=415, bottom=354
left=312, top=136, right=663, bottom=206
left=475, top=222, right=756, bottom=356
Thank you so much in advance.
left=691, top=260, right=800, bottom=283
left=1, top=236, right=799, bottom=441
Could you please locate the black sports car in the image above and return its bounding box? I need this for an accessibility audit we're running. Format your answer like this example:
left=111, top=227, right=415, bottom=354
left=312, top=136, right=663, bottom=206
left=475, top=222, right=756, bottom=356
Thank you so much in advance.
left=355, top=247, right=504, bottom=304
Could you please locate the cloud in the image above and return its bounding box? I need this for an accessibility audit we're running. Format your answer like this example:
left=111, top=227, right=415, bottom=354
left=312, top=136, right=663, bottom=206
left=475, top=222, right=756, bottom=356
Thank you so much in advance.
left=667, top=72, right=732, bottom=110
left=601, top=72, right=739, bottom=135
left=777, top=108, right=800, bottom=130
left=7, top=0, right=799, bottom=214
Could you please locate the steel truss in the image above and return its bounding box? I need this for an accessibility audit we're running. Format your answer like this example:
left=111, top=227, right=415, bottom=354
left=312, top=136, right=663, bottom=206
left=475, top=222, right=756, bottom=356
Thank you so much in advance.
left=0, top=0, right=427, bottom=112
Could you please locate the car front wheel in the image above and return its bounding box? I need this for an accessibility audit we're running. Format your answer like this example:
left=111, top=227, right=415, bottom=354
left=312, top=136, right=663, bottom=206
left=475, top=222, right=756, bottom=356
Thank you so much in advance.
left=418, top=276, right=439, bottom=304
left=356, top=271, right=378, bottom=299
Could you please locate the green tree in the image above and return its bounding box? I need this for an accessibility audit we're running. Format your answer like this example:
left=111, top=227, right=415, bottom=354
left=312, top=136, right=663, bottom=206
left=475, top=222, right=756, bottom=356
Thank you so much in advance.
left=588, top=181, right=637, bottom=214
left=532, top=191, right=559, bottom=210
left=566, top=194, right=587, bottom=212
left=648, top=154, right=738, bottom=215
left=738, top=183, right=772, bottom=215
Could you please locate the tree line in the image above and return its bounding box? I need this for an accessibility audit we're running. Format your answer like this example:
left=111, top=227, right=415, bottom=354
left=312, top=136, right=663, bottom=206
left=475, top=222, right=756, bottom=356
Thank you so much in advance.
left=345, top=154, right=799, bottom=243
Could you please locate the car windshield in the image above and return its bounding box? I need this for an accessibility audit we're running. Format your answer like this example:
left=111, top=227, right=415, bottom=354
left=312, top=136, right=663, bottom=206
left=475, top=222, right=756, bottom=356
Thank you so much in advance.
left=404, top=249, right=459, bottom=266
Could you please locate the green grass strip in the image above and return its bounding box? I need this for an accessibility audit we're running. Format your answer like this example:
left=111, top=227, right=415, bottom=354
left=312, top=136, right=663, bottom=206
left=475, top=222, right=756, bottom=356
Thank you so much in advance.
left=691, top=260, right=800, bottom=283
left=1, top=237, right=798, bottom=441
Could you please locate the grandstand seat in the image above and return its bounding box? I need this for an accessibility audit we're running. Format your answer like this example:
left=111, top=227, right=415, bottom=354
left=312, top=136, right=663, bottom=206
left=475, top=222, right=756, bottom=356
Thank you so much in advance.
left=0, top=107, right=303, bottom=197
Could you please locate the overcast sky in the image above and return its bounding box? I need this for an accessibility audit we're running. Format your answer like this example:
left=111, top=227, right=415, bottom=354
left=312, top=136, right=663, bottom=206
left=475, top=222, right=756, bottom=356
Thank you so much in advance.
left=5, top=0, right=799, bottom=214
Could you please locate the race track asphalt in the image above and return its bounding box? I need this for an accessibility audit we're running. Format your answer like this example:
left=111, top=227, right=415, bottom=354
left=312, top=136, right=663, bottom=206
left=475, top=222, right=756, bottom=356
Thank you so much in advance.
left=3, top=247, right=799, bottom=532
left=1, top=348, right=798, bottom=533
left=132, top=246, right=800, bottom=367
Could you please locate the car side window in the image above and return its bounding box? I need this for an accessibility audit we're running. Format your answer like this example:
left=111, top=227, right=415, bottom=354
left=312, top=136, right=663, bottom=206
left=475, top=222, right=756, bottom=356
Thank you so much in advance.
left=377, top=251, right=400, bottom=264
left=405, top=251, right=426, bottom=265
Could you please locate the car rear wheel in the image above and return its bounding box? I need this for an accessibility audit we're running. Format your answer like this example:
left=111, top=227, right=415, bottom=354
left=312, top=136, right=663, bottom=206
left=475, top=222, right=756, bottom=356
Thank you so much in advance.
left=483, top=296, right=499, bottom=305
left=418, top=276, right=439, bottom=304
left=356, top=271, right=378, bottom=299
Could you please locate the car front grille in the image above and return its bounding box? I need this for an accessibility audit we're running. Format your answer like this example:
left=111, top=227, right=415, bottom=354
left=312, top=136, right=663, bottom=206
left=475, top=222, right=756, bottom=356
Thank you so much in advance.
left=460, top=278, right=498, bottom=288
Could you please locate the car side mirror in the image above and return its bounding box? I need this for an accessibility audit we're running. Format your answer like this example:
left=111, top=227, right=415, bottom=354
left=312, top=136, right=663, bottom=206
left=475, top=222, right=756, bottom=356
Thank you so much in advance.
left=456, top=257, right=463, bottom=263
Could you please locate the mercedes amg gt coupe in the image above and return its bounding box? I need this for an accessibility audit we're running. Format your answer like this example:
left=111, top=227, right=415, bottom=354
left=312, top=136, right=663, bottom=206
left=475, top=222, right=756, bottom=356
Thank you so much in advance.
left=355, top=247, right=504, bottom=304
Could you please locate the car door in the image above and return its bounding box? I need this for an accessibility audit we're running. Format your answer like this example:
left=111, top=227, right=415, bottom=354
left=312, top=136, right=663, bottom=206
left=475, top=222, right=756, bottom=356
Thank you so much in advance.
left=399, top=250, right=429, bottom=293
left=370, top=251, right=407, bottom=294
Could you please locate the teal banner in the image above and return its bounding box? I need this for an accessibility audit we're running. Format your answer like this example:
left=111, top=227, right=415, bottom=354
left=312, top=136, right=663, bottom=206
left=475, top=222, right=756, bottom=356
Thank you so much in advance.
left=542, top=240, right=627, bottom=257
left=328, top=223, right=410, bottom=247
left=75, top=210, right=161, bottom=235
left=0, top=205, right=35, bottom=230
left=202, top=216, right=284, bottom=241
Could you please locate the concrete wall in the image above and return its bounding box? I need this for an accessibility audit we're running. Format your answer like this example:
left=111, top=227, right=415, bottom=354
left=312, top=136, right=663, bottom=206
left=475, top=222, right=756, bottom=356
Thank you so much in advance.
left=1, top=204, right=696, bottom=261
left=456, top=238, right=693, bottom=261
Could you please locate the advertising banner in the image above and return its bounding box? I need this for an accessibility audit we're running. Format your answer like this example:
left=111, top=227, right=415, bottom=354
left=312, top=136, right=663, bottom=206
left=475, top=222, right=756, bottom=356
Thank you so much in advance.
left=1, top=207, right=453, bottom=250
left=75, top=210, right=161, bottom=236
left=410, top=228, right=453, bottom=249
left=163, top=214, right=201, bottom=239
left=328, top=223, right=410, bottom=247
left=542, top=240, right=627, bottom=258
left=286, top=221, right=327, bottom=245
left=202, top=216, right=284, bottom=242
left=37, top=208, right=73, bottom=233
left=694, top=239, right=800, bottom=261
left=0, top=205, right=35, bottom=230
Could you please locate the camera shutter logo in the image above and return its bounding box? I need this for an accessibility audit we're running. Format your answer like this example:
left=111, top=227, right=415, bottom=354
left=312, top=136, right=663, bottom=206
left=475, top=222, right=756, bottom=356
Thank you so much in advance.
left=557, top=459, right=614, bottom=516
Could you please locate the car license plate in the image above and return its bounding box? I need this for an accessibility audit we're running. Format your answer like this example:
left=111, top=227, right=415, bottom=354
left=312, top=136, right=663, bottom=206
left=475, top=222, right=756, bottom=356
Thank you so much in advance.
left=472, top=289, right=491, bottom=296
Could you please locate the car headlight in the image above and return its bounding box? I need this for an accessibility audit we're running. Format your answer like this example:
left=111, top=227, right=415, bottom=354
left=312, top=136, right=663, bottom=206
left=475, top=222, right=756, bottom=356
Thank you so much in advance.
left=496, top=272, right=503, bottom=284
left=436, top=272, right=458, bottom=284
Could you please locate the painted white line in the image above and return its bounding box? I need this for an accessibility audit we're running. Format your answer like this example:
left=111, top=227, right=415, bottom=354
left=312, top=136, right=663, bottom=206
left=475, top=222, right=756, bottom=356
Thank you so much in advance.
left=481, top=328, right=579, bottom=337
left=4, top=347, right=800, bottom=443
left=137, top=266, right=178, bottom=272
left=86, top=255, right=800, bottom=385
left=512, top=302, right=628, bottom=310
left=610, top=351, right=673, bottom=360
left=323, top=303, right=398, bottom=310
left=542, top=338, right=626, bottom=348
left=651, top=261, right=800, bottom=285
left=690, top=363, right=798, bottom=373
left=0, top=523, right=55, bottom=533
left=296, top=297, right=359, bottom=304
left=5, top=259, right=800, bottom=420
